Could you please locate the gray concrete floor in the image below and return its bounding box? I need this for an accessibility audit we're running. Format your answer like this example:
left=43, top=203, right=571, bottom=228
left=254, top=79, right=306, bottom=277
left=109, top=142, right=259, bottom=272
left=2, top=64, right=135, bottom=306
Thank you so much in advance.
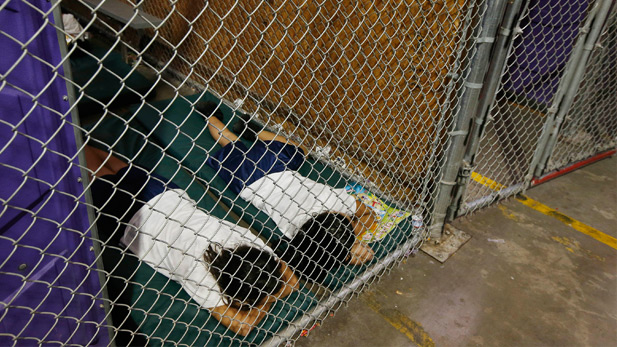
left=296, top=157, right=616, bottom=346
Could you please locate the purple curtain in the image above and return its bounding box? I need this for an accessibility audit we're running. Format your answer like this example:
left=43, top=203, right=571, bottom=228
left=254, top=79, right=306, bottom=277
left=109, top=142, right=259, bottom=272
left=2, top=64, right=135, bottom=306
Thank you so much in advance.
left=0, top=0, right=109, bottom=345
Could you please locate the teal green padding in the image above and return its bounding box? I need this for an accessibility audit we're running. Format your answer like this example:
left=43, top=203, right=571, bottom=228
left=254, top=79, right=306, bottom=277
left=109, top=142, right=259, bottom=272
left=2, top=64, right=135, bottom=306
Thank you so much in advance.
left=126, top=95, right=351, bottom=240
left=122, top=94, right=416, bottom=290
left=297, top=157, right=347, bottom=189
left=71, top=46, right=152, bottom=111
left=322, top=219, right=414, bottom=291
left=294, top=152, right=413, bottom=288
left=86, top=116, right=319, bottom=345
left=101, top=223, right=318, bottom=346
left=126, top=94, right=284, bottom=245
left=128, top=262, right=317, bottom=346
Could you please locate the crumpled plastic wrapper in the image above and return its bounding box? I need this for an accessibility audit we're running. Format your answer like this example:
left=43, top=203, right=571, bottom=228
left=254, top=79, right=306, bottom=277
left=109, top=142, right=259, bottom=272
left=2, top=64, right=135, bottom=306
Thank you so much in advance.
left=62, top=13, right=90, bottom=44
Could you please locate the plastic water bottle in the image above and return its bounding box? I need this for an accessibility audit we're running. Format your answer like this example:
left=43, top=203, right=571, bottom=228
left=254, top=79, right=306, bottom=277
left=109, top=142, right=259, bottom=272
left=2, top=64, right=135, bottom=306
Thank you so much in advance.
left=412, top=212, right=423, bottom=229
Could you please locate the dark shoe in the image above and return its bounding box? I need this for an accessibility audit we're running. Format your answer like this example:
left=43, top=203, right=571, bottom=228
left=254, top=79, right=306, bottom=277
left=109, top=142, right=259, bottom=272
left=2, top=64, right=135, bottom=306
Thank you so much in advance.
left=195, top=101, right=224, bottom=121
left=232, top=113, right=265, bottom=142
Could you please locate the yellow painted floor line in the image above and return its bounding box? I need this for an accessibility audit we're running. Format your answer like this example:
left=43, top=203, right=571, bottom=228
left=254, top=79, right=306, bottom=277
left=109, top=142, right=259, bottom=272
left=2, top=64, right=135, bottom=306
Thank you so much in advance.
left=515, top=195, right=617, bottom=250
left=470, top=171, right=506, bottom=190
left=471, top=171, right=617, bottom=250
left=361, top=291, right=435, bottom=347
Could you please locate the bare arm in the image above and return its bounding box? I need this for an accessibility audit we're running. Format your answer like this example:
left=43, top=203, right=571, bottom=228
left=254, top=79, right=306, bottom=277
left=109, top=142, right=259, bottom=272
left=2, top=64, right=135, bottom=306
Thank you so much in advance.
left=210, top=302, right=272, bottom=336
left=84, top=145, right=128, bottom=177
left=346, top=201, right=376, bottom=265
left=256, top=129, right=310, bottom=155
left=211, top=302, right=272, bottom=336
left=207, top=115, right=239, bottom=147
left=352, top=200, right=377, bottom=236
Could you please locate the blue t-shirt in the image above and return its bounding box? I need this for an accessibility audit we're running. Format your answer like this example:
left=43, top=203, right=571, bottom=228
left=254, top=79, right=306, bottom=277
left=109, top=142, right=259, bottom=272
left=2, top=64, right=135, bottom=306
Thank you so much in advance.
left=206, top=141, right=305, bottom=194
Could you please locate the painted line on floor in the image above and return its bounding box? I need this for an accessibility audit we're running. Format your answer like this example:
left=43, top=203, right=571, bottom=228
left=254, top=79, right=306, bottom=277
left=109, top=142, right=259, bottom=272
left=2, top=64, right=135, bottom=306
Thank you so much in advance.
left=470, top=171, right=506, bottom=190
left=361, top=291, right=435, bottom=347
left=515, top=195, right=617, bottom=250
left=471, top=171, right=617, bottom=250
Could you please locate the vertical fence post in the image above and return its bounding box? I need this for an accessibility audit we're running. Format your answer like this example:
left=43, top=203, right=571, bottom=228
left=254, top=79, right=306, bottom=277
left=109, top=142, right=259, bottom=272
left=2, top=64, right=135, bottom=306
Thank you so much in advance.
left=420, top=0, right=481, bottom=232
left=532, top=0, right=614, bottom=177
left=430, top=0, right=509, bottom=241
left=50, top=2, right=116, bottom=344
left=447, top=0, right=526, bottom=219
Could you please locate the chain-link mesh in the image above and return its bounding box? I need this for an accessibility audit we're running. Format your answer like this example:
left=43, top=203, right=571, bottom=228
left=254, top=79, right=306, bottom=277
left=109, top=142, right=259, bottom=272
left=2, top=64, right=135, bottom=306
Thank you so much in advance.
left=0, top=0, right=110, bottom=345
left=1, top=0, right=482, bottom=345
left=544, top=7, right=617, bottom=172
left=4, top=0, right=615, bottom=344
left=458, top=0, right=595, bottom=214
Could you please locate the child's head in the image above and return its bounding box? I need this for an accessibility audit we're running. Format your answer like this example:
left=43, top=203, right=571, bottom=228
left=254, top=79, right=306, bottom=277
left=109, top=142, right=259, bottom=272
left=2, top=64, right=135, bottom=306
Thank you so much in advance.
left=283, top=212, right=355, bottom=283
left=205, top=245, right=283, bottom=310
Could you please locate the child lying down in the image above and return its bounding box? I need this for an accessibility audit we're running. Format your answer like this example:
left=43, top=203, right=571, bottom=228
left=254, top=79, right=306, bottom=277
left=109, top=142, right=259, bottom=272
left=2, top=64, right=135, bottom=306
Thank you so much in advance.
left=85, top=145, right=299, bottom=336
left=201, top=102, right=376, bottom=284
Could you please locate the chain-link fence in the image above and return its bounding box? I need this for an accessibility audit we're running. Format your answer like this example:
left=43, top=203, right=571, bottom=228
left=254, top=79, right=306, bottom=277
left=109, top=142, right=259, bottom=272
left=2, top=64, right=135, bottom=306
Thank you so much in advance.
left=448, top=0, right=615, bottom=217
left=543, top=7, right=617, bottom=174
left=456, top=0, right=595, bottom=215
left=1, top=0, right=615, bottom=345
left=1, top=0, right=486, bottom=345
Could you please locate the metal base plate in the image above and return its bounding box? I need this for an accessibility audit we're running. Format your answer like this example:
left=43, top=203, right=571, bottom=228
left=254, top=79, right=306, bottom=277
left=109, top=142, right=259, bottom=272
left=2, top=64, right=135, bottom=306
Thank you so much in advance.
left=421, top=224, right=471, bottom=263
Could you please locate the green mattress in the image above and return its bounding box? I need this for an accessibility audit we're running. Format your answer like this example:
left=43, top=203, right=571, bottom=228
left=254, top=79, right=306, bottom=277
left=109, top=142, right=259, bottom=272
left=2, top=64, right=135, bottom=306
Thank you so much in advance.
left=70, top=45, right=152, bottom=114
left=87, top=114, right=318, bottom=346
left=115, top=93, right=416, bottom=289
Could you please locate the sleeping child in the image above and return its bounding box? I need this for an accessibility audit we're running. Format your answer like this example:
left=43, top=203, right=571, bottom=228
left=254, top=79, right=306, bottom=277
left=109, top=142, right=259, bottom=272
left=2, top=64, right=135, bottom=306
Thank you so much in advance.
left=200, top=102, right=376, bottom=284
left=84, top=145, right=299, bottom=336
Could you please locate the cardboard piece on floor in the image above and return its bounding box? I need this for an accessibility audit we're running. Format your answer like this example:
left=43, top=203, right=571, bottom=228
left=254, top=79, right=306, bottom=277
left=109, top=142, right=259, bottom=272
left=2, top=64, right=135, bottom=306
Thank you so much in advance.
left=421, top=224, right=471, bottom=263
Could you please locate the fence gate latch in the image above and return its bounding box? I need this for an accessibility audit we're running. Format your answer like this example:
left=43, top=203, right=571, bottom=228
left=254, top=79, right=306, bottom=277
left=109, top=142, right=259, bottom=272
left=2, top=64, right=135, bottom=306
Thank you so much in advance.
left=458, top=160, right=474, bottom=184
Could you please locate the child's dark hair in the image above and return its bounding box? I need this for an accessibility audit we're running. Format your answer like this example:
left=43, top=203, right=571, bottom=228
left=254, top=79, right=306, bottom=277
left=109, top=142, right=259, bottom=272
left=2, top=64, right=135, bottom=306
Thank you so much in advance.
left=196, top=101, right=224, bottom=120
left=204, top=245, right=283, bottom=310
left=280, top=212, right=355, bottom=284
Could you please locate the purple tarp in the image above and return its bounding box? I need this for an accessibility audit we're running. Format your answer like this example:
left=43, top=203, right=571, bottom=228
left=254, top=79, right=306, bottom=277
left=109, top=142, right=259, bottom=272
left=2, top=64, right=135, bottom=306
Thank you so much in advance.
left=504, top=0, right=590, bottom=105
left=0, top=0, right=108, bottom=345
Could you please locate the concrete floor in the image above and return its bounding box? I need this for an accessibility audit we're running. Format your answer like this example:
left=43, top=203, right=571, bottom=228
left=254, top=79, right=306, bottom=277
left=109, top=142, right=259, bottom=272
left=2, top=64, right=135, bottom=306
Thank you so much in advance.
left=296, top=157, right=616, bottom=346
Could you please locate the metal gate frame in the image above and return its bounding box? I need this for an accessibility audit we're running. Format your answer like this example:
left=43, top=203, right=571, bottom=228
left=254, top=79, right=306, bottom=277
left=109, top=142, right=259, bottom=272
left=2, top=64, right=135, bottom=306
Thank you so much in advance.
left=429, top=0, right=512, bottom=239
left=537, top=1, right=617, bottom=178
left=431, top=0, right=615, bottom=233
